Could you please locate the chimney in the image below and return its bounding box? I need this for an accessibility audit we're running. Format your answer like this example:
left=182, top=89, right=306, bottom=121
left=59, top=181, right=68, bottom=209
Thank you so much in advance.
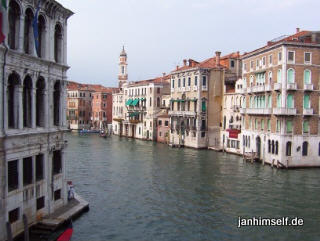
left=176, top=65, right=179, bottom=70
left=296, top=28, right=300, bottom=33
left=183, top=59, right=187, bottom=66
left=162, top=72, right=166, bottom=77
left=215, top=51, right=221, bottom=66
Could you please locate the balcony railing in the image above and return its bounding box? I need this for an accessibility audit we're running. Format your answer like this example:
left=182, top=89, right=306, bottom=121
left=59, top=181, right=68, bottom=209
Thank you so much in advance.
left=246, top=87, right=252, bottom=93
left=274, top=83, right=281, bottom=91
left=304, top=84, right=313, bottom=91
left=287, top=83, right=297, bottom=90
left=273, top=108, right=297, bottom=115
left=193, top=86, right=198, bottom=91
left=185, top=86, right=191, bottom=91
left=202, top=85, right=208, bottom=91
left=303, top=108, right=313, bottom=115
left=246, top=108, right=272, bottom=115
left=240, top=108, right=246, bottom=114
left=168, top=110, right=197, bottom=116
left=237, top=88, right=246, bottom=94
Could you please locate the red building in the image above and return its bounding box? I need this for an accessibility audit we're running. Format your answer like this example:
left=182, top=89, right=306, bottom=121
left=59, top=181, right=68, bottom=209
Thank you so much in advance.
left=157, top=114, right=170, bottom=143
left=92, top=89, right=113, bottom=129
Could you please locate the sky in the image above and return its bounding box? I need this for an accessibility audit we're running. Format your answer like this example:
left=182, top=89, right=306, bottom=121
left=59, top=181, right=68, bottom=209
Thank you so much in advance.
left=57, top=0, right=320, bottom=87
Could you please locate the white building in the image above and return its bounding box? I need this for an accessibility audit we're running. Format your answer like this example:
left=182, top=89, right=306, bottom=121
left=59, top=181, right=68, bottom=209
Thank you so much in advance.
left=0, top=0, right=73, bottom=239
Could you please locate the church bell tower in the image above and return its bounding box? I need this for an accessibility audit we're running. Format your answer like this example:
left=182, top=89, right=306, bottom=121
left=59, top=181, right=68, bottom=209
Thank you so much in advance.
left=118, top=46, right=128, bottom=88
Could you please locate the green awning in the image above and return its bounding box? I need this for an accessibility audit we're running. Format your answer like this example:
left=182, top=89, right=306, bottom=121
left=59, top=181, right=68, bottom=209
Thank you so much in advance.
left=126, top=99, right=133, bottom=106
left=132, top=98, right=139, bottom=106
left=129, top=112, right=139, bottom=117
left=140, top=98, right=146, bottom=101
left=191, top=98, right=197, bottom=102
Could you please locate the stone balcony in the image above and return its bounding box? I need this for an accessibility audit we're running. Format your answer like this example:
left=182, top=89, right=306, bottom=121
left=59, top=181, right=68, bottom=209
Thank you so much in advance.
left=273, top=108, right=297, bottom=115
left=237, top=88, right=246, bottom=94
left=251, top=85, right=271, bottom=93
left=240, top=108, right=246, bottom=114
left=193, top=86, right=198, bottom=91
left=246, top=108, right=272, bottom=115
left=303, top=108, right=313, bottom=115
left=246, top=87, right=252, bottom=94
left=202, top=85, right=208, bottom=91
left=185, top=86, right=191, bottom=91
left=274, top=83, right=281, bottom=91
left=304, top=84, right=313, bottom=91
left=287, top=83, right=297, bottom=90
left=168, top=110, right=197, bottom=117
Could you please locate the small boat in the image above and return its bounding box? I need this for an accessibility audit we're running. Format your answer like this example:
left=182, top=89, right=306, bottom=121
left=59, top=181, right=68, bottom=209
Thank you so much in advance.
left=56, top=220, right=73, bottom=241
left=79, top=129, right=99, bottom=134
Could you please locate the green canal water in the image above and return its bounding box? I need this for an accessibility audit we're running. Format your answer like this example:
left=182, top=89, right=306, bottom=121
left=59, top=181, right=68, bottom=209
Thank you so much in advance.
left=65, top=132, right=320, bottom=241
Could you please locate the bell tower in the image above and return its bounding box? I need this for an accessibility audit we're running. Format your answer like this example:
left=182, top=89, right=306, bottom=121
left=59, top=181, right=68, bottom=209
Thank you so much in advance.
left=118, top=46, right=128, bottom=88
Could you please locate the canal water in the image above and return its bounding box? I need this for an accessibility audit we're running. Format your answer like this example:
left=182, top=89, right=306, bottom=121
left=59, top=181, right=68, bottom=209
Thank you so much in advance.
left=65, top=133, right=320, bottom=241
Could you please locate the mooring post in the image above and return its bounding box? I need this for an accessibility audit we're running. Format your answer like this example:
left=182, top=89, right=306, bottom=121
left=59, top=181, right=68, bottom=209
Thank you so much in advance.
left=6, top=222, right=13, bottom=241
left=23, top=214, right=30, bottom=241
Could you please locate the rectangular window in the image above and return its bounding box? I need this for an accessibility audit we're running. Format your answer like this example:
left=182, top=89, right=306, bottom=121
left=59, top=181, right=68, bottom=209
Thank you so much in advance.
left=250, top=61, right=253, bottom=69
left=188, top=77, right=191, bottom=86
left=54, top=189, right=61, bottom=201
left=157, top=88, right=160, bottom=94
left=165, top=121, right=169, bottom=126
left=261, top=119, right=264, bottom=130
left=23, top=157, right=33, bottom=186
left=303, top=121, right=309, bottom=133
left=276, top=120, right=281, bottom=132
left=183, top=78, right=186, bottom=87
left=37, top=197, right=45, bottom=210
left=52, top=151, right=62, bottom=175
left=267, top=119, right=271, bottom=131
left=278, top=52, right=282, bottom=62
left=158, top=120, right=162, bottom=126
left=287, top=94, right=293, bottom=108
left=9, top=208, right=19, bottom=224
left=202, top=76, right=207, bottom=86
left=256, top=59, right=259, bottom=67
left=303, top=95, right=310, bottom=109
left=277, top=94, right=281, bottom=108
left=8, top=160, right=19, bottom=192
left=269, top=55, right=272, bottom=65
left=194, top=76, right=198, bottom=86
left=286, top=120, right=293, bottom=133
left=171, top=79, right=175, bottom=88
left=288, top=51, right=295, bottom=62
left=262, top=56, right=266, bottom=66
left=304, top=52, right=311, bottom=64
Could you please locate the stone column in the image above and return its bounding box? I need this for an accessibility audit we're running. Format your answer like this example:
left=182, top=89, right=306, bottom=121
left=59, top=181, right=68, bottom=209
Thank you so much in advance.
left=31, top=88, right=36, bottom=128
left=44, top=89, right=49, bottom=129
left=32, top=156, right=36, bottom=184
left=63, top=21, right=68, bottom=65
left=17, top=85, right=23, bottom=130
left=18, top=158, right=23, bottom=189
left=3, top=75, right=8, bottom=131
left=61, top=148, right=67, bottom=204
left=18, top=15, right=25, bottom=53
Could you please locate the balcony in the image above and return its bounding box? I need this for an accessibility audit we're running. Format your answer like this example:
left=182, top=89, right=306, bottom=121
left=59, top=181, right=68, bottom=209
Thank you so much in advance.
left=304, top=84, right=313, bottom=91
left=303, top=108, right=313, bottom=115
left=171, top=88, right=175, bottom=93
left=246, top=87, right=252, bottom=94
left=181, top=87, right=186, bottom=92
left=287, top=83, right=297, bottom=90
left=237, top=88, right=246, bottom=94
left=193, top=86, right=198, bottom=91
left=274, top=83, right=281, bottom=91
left=168, top=110, right=197, bottom=117
left=240, top=108, right=246, bottom=114
left=265, top=84, right=272, bottom=92
left=185, top=86, right=191, bottom=91
left=246, top=108, right=272, bottom=115
left=252, top=85, right=265, bottom=93
left=273, top=108, right=297, bottom=115
left=202, top=85, right=208, bottom=91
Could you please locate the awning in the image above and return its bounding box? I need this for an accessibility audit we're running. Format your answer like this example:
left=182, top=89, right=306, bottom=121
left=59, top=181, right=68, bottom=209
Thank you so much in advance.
left=126, top=99, right=133, bottom=106
left=140, top=97, right=146, bottom=101
left=190, top=98, right=197, bottom=102
left=132, top=98, right=139, bottom=106
left=129, top=112, right=139, bottom=117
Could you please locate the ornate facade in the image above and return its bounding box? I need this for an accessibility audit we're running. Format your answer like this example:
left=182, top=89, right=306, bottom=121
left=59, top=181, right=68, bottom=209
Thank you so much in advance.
left=0, top=0, right=73, bottom=239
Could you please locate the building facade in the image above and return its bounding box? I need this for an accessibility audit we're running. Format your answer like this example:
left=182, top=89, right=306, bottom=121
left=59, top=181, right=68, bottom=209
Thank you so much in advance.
left=0, top=0, right=73, bottom=240
left=169, top=52, right=241, bottom=149
left=92, top=90, right=113, bottom=129
left=240, top=29, right=320, bottom=167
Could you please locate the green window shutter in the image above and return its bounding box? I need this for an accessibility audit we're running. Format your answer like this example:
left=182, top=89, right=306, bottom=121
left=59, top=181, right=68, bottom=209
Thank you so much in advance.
left=255, top=119, right=258, bottom=130
left=268, top=95, right=272, bottom=108
left=267, top=119, right=271, bottom=131
left=276, top=120, right=280, bottom=132
left=287, top=94, right=293, bottom=108
left=261, top=119, right=264, bottom=130
left=202, top=101, right=206, bottom=112
left=277, top=94, right=281, bottom=108
left=287, top=69, right=294, bottom=83
left=303, top=121, right=309, bottom=133
left=286, top=120, right=292, bottom=133
left=304, top=70, right=311, bottom=84
left=303, top=95, right=310, bottom=109
left=277, top=69, right=282, bottom=83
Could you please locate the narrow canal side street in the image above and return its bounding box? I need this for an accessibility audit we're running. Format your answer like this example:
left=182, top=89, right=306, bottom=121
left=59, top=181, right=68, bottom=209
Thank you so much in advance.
left=65, top=133, right=320, bottom=241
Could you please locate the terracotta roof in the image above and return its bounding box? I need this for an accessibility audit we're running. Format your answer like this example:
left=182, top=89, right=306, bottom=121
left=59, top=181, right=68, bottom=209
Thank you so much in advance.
left=67, top=81, right=119, bottom=93
left=127, top=74, right=171, bottom=87
left=242, top=30, right=319, bottom=58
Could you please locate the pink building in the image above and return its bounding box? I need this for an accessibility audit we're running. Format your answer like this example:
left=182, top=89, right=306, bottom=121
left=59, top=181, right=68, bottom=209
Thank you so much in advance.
left=157, top=114, right=170, bottom=143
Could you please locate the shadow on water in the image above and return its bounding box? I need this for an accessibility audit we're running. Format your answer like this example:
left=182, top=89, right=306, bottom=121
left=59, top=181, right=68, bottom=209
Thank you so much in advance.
left=65, top=133, right=320, bottom=241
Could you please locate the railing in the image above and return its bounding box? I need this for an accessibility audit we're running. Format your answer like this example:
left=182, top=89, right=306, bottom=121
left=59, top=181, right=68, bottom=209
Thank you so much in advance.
left=237, top=88, right=246, bottom=94
left=273, top=108, right=297, bottom=115
left=246, top=87, right=252, bottom=93
left=304, top=84, right=313, bottom=91
left=202, top=85, right=208, bottom=91
left=185, top=86, right=191, bottom=91
left=168, top=110, right=197, bottom=116
left=246, top=108, right=272, bottom=115
left=193, top=86, right=198, bottom=91
left=240, top=108, right=246, bottom=114
left=274, top=83, right=281, bottom=91
left=287, top=83, right=297, bottom=90
left=303, top=108, right=313, bottom=115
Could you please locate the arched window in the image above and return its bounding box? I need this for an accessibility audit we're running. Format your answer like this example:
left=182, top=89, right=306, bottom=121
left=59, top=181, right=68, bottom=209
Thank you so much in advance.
left=277, top=69, right=282, bottom=83
left=53, top=81, right=61, bottom=126
left=23, top=76, right=32, bottom=128
left=287, top=69, right=295, bottom=84
left=24, top=8, right=34, bottom=54
left=268, top=140, right=271, bottom=153
left=268, top=71, right=272, bottom=84
left=277, top=94, right=281, bottom=108
left=272, top=140, right=275, bottom=154
left=304, top=70, right=311, bottom=84
left=156, top=97, right=160, bottom=108
left=36, top=77, right=46, bottom=127
left=302, top=141, right=308, bottom=156
left=54, top=24, right=63, bottom=63
left=8, top=1, right=21, bottom=50
left=38, top=15, right=46, bottom=58
left=8, top=73, right=21, bottom=128
left=287, top=94, right=293, bottom=108
left=275, top=141, right=279, bottom=155
left=286, top=142, right=292, bottom=156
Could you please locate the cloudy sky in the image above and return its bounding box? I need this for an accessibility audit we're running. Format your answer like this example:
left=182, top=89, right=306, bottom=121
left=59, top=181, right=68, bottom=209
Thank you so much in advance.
left=57, top=0, right=319, bottom=87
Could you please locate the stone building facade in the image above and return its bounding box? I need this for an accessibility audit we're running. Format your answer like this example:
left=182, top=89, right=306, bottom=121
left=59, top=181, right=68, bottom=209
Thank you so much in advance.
left=240, top=29, right=320, bottom=167
left=0, top=0, right=72, bottom=240
left=92, top=90, right=113, bottom=129
left=169, top=52, right=241, bottom=149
